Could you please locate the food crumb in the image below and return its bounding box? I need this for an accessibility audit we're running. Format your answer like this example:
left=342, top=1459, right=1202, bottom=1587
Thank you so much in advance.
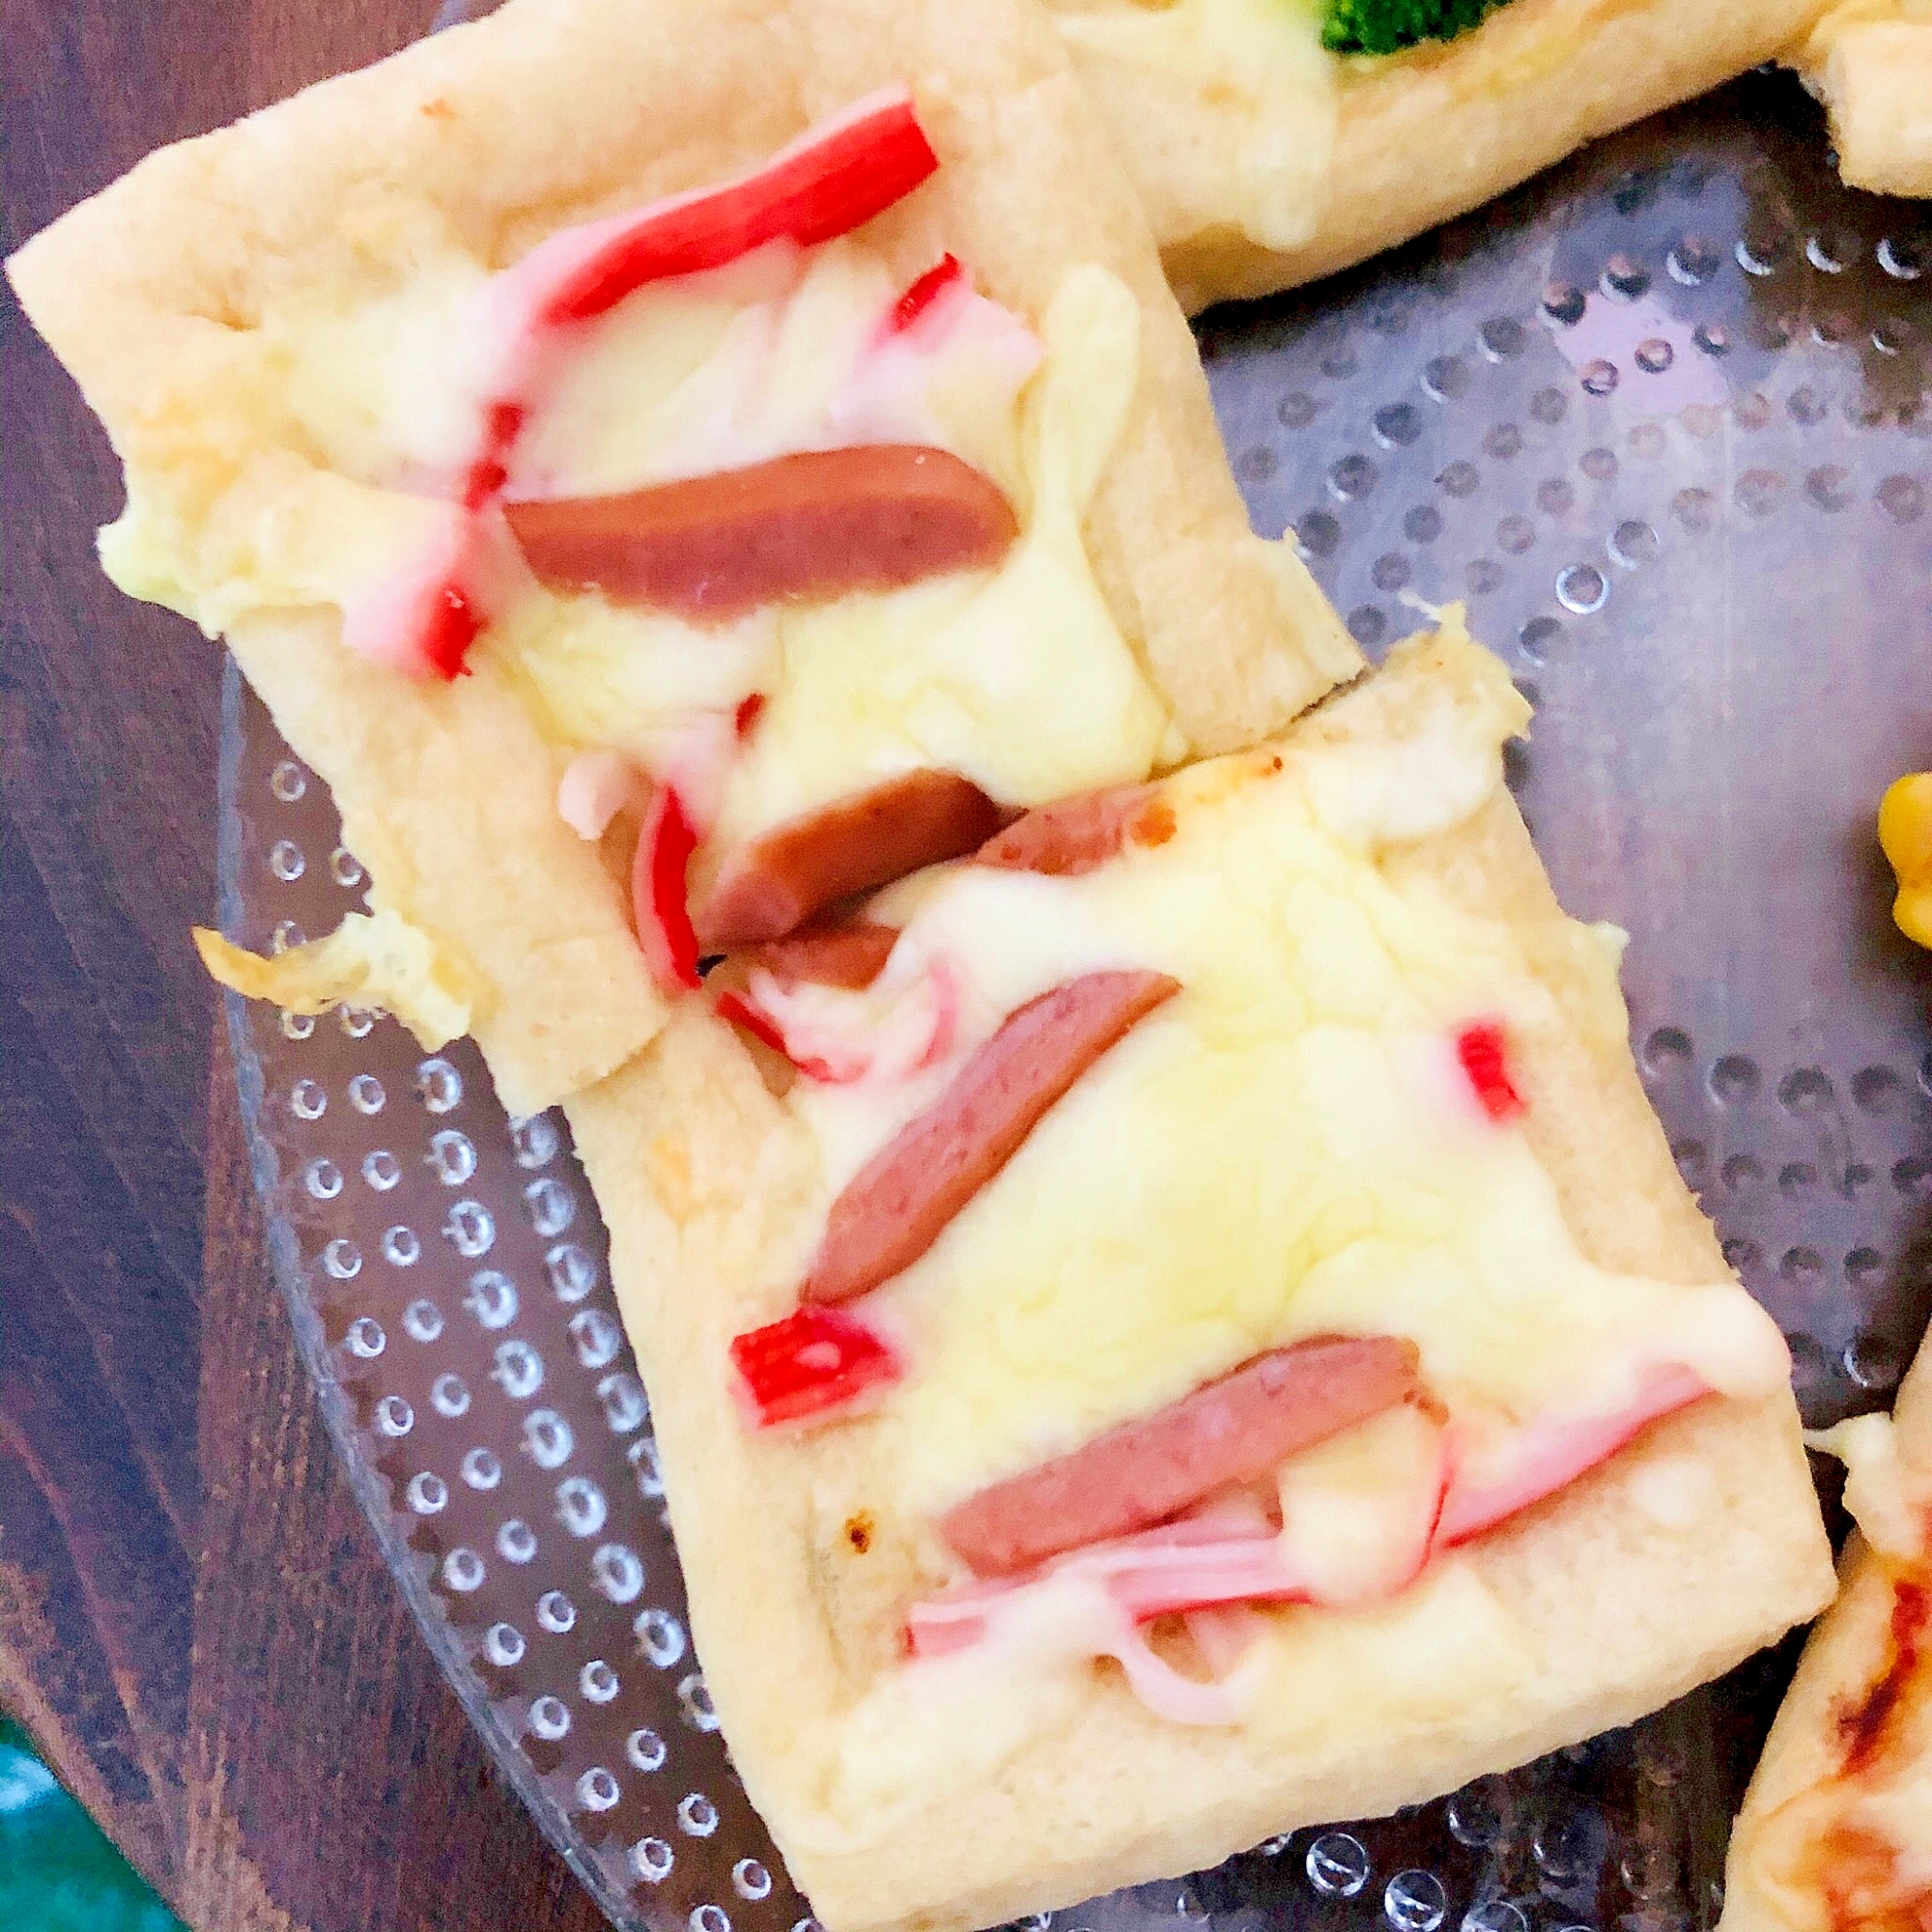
left=843, top=1512, right=874, bottom=1554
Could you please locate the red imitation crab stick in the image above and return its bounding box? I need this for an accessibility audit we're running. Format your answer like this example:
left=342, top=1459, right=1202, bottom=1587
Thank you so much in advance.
left=519, top=89, right=940, bottom=330
left=728, top=1305, right=904, bottom=1429
left=632, top=784, right=702, bottom=992
left=720, top=948, right=957, bottom=1086
left=1435, top=1361, right=1712, bottom=1547
left=887, top=253, right=964, bottom=334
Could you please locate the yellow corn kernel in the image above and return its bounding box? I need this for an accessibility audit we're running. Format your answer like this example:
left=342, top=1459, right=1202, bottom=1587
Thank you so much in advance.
left=1878, top=772, right=1932, bottom=950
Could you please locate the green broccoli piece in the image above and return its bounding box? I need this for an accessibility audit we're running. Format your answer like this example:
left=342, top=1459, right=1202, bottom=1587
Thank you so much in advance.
left=1321, top=0, right=1510, bottom=58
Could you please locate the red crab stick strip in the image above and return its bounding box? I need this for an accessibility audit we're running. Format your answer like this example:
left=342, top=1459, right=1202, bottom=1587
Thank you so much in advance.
left=939, top=1337, right=1423, bottom=1577
left=888, top=253, right=964, bottom=333
left=728, top=1306, right=902, bottom=1429
left=1434, top=1362, right=1711, bottom=1548
left=977, top=781, right=1178, bottom=876
left=1454, top=1019, right=1526, bottom=1122
left=527, top=89, right=941, bottom=329
left=633, top=785, right=702, bottom=992
left=801, top=969, right=1180, bottom=1304
left=695, top=770, right=1005, bottom=950
left=504, top=445, right=1017, bottom=622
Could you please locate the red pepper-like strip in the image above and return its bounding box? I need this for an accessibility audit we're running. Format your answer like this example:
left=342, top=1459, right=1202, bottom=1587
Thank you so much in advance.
left=890, top=253, right=963, bottom=332
left=716, top=988, right=792, bottom=1058
left=1455, top=1019, right=1525, bottom=1122
left=415, top=583, right=486, bottom=682
left=537, top=89, right=940, bottom=329
left=734, top=693, right=767, bottom=738
left=729, top=1306, right=903, bottom=1428
left=633, top=785, right=701, bottom=992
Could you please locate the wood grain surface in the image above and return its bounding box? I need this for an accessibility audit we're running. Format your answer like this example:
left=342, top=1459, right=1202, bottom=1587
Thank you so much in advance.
left=3, top=2, right=606, bottom=1925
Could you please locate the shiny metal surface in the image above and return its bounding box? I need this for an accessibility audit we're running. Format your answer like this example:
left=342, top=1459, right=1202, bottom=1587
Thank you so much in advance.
left=222, top=67, right=1930, bottom=1932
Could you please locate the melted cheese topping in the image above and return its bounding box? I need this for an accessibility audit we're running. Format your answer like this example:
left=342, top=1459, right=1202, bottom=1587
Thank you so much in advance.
left=1051, top=0, right=1339, bottom=253
left=784, top=625, right=1787, bottom=1525
left=508, top=241, right=1036, bottom=502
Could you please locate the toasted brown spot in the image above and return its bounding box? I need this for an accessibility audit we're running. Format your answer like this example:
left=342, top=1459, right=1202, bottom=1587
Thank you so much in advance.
left=420, top=97, right=455, bottom=120
left=1835, top=1577, right=1931, bottom=1776
left=844, top=1512, right=874, bottom=1554
left=1811, top=1820, right=1927, bottom=1931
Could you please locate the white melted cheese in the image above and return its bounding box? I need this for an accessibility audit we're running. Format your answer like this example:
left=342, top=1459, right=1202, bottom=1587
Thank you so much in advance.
left=1052, top=0, right=1339, bottom=254
left=782, top=633, right=1788, bottom=1526
left=508, top=240, right=1034, bottom=502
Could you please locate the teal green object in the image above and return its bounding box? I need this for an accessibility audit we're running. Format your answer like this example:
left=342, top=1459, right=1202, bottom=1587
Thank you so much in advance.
left=1321, top=0, right=1509, bottom=57
left=0, top=1719, right=186, bottom=1932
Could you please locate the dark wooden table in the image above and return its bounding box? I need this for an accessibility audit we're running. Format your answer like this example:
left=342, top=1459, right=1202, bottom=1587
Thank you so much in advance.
left=4, top=3, right=608, bottom=1925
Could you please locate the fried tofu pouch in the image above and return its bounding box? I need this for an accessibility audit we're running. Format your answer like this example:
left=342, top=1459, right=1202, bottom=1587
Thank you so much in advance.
left=569, top=624, right=1833, bottom=1932
left=6, top=0, right=1357, bottom=1116
left=1044, top=0, right=1832, bottom=312
left=1788, top=0, right=1932, bottom=199
left=1720, top=1334, right=1932, bottom=1932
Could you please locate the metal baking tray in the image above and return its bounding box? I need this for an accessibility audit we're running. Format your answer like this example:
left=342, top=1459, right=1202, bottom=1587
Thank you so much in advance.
left=217, top=66, right=1932, bottom=1932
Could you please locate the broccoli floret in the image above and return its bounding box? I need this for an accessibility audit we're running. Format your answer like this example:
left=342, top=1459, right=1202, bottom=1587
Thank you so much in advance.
left=1321, top=0, right=1509, bottom=58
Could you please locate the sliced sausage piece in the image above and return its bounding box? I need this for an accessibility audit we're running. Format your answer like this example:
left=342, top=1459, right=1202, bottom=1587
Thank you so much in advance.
left=801, top=968, right=1179, bottom=1305
left=940, top=1335, right=1423, bottom=1577
left=695, top=771, right=1004, bottom=949
left=504, top=444, right=1017, bottom=621
left=751, top=920, right=900, bottom=989
left=977, top=781, right=1176, bottom=876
